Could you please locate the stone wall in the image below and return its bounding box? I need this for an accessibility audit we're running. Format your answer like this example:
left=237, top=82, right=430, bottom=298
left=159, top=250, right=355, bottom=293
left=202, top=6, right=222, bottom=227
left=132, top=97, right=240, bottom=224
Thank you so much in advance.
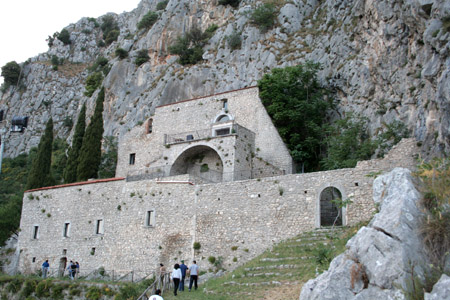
left=16, top=139, right=418, bottom=278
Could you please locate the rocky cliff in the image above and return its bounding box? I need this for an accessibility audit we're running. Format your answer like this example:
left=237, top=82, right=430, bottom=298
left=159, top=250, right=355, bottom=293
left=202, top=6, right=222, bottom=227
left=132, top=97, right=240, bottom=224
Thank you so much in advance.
left=0, top=0, right=449, bottom=158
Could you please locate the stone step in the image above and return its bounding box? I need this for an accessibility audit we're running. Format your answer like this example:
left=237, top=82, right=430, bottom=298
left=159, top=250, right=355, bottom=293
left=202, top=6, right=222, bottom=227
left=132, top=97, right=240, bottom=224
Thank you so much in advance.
left=223, top=280, right=300, bottom=286
left=260, top=256, right=312, bottom=262
left=244, top=264, right=299, bottom=271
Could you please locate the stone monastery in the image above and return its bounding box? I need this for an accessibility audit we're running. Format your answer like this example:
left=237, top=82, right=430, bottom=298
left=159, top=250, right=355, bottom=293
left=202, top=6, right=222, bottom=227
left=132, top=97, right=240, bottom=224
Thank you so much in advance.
left=16, top=87, right=418, bottom=279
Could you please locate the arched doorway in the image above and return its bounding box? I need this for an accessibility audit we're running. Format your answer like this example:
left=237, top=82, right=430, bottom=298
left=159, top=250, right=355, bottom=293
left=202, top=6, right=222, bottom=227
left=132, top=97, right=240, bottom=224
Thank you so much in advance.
left=58, top=257, right=67, bottom=277
left=320, top=187, right=342, bottom=226
left=170, top=145, right=223, bottom=183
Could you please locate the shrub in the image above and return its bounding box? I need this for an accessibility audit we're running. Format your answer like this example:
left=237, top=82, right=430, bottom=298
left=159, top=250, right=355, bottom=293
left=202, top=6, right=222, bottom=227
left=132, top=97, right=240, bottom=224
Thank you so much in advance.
left=63, top=116, right=73, bottom=128
left=86, top=286, right=102, bottom=300
left=137, top=11, right=158, bottom=30
left=101, top=15, right=119, bottom=45
left=250, top=3, right=277, bottom=32
left=84, top=72, right=103, bottom=97
left=156, top=0, right=169, bottom=10
left=57, top=29, right=71, bottom=45
left=208, top=256, right=216, bottom=264
left=169, top=25, right=209, bottom=65
left=35, top=280, right=53, bottom=298
left=115, top=48, right=129, bottom=59
left=193, top=242, right=201, bottom=250
left=114, top=283, right=139, bottom=300
left=88, top=56, right=110, bottom=75
left=218, top=0, right=240, bottom=8
left=1, top=61, right=21, bottom=86
left=204, top=24, right=219, bottom=38
left=20, top=279, right=38, bottom=298
left=314, top=244, right=332, bottom=266
left=135, top=49, right=150, bottom=66
left=227, top=31, right=242, bottom=50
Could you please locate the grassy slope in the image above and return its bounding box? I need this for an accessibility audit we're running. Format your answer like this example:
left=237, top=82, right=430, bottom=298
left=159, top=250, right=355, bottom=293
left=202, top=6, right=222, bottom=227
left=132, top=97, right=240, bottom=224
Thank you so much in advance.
left=161, top=224, right=364, bottom=300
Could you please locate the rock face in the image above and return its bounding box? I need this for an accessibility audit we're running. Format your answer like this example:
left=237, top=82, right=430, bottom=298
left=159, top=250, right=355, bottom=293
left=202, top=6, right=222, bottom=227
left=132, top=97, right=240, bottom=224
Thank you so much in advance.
left=424, top=274, right=450, bottom=300
left=299, top=168, right=430, bottom=299
left=0, top=0, right=449, bottom=158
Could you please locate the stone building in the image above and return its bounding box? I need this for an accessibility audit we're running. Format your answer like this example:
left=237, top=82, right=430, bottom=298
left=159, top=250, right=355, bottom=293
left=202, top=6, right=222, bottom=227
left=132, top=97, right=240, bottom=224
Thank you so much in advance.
left=16, top=87, right=418, bottom=279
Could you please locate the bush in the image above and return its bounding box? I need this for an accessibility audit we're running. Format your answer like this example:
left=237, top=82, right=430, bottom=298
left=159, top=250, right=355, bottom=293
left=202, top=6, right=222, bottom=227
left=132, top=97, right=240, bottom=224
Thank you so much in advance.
left=156, top=0, right=169, bottom=10
left=57, top=29, right=71, bottom=45
left=250, top=3, right=277, bottom=32
left=227, top=31, right=242, bottom=50
left=137, top=11, right=158, bottom=30
left=114, top=283, right=139, bottom=300
left=168, top=25, right=209, bottom=65
left=84, top=72, right=103, bottom=97
left=218, top=0, right=240, bottom=8
left=88, top=56, right=110, bottom=75
left=86, top=286, right=102, bottom=300
left=101, top=15, right=119, bottom=45
left=115, top=48, right=128, bottom=59
left=1, top=61, right=21, bottom=86
left=193, top=242, right=201, bottom=250
left=204, top=24, right=219, bottom=39
left=35, top=280, right=53, bottom=298
left=208, top=256, right=216, bottom=264
left=135, top=49, right=150, bottom=66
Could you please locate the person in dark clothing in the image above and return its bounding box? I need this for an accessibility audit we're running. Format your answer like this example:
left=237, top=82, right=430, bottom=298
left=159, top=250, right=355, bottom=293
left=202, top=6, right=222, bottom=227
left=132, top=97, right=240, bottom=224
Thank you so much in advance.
left=42, top=260, right=49, bottom=278
left=179, top=260, right=188, bottom=291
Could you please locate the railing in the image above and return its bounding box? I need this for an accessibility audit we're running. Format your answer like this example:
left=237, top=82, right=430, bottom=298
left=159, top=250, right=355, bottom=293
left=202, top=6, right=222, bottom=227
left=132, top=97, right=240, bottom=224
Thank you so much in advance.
left=164, top=123, right=255, bottom=145
left=38, top=267, right=155, bottom=282
left=137, top=273, right=172, bottom=300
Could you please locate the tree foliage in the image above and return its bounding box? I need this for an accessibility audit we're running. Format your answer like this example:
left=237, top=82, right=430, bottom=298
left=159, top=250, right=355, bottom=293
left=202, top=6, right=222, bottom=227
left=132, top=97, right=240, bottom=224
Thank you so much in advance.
left=26, top=118, right=54, bottom=190
left=1, top=61, right=21, bottom=86
left=100, top=15, right=120, bottom=45
left=98, top=136, right=118, bottom=179
left=135, top=50, right=150, bottom=66
left=320, top=114, right=377, bottom=170
left=250, top=3, right=277, bottom=32
left=64, top=104, right=86, bottom=183
left=84, top=72, right=103, bottom=97
left=57, top=29, right=71, bottom=45
left=168, top=25, right=213, bottom=65
left=115, top=48, right=129, bottom=59
left=137, top=11, right=158, bottom=30
left=77, top=88, right=105, bottom=181
left=258, top=62, right=333, bottom=172
left=156, top=0, right=169, bottom=10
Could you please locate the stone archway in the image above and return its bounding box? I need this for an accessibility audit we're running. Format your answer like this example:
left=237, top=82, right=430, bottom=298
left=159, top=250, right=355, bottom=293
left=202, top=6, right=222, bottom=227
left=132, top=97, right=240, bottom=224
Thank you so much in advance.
left=170, top=145, right=223, bottom=183
left=320, top=187, right=342, bottom=227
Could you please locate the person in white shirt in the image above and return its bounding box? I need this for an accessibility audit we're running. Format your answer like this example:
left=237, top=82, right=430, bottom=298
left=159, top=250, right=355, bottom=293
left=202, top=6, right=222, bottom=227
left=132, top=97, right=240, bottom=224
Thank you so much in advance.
left=149, top=289, right=164, bottom=300
left=171, top=263, right=182, bottom=296
left=188, top=260, right=199, bottom=291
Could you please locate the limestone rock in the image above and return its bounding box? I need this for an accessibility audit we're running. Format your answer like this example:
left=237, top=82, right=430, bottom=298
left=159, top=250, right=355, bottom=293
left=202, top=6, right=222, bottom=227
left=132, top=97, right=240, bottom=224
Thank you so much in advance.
left=424, top=274, right=450, bottom=300
left=300, top=168, right=430, bottom=299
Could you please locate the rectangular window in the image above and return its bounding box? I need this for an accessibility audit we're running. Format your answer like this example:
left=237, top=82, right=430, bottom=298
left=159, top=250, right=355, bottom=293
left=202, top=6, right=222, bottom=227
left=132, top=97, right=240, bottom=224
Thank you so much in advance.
left=33, top=226, right=39, bottom=239
left=0, top=110, right=4, bottom=122
left=222, top=99, right=228, bottom=110
left=216, top=128, right=230, bottom=136
left=63, top=223, right=70, bottom=237
left=146, top=210, right=155, bottom=227
left=96, top=219, right=104, bottom=234
left=129, top=153, right=136, bottom=165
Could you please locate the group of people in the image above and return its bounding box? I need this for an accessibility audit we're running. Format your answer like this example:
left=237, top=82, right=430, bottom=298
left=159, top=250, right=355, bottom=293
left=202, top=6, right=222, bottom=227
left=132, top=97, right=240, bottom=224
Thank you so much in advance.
left=67, top=260, right=80, bottom=280
left=159, top=260, right=199, bottom=296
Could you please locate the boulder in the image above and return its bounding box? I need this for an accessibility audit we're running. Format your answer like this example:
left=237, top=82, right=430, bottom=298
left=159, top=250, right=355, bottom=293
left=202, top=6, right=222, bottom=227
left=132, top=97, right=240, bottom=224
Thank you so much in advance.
left=300, top=168, right=430, bottom=299
left=424, top=274, right=450, bottom=300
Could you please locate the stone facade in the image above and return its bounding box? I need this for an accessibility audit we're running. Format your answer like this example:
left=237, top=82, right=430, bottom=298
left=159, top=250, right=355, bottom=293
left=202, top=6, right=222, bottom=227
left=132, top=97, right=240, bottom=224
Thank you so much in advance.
left=116, top=87, right=293, bottom=182
left=15, top=87, right=419, bottom=279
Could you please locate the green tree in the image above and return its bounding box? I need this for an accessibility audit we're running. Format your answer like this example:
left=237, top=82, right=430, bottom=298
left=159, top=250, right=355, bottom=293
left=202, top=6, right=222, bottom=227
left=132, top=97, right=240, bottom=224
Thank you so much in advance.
left=77, top=88, right=105, bottom=181
left=98, top=136, right=118, bottom=179
left=115, top=48, right=129, bottom=59
left=250, top=3, right=277, bottom=32
left=101, top=15, right=120, bottom=45
left=258, top=62, right=333, bottom=172
left=63, top=104, right=86, bottom=183
left=26, top=118, right=54, bottom=190
left=57, top=29, right=71, bottom=45
left=156, top=0, right=169, bottom=10
left=1, top=61, right=21, bottom=86
left=168, top=25, right=209, bottom=65
left=320, top=114, right=378, bottom=170
left=84, top=72, right=103, bottom=97
left=137, top=11, right=158, bottom=30
left=51, top=138, right=69, bottom=184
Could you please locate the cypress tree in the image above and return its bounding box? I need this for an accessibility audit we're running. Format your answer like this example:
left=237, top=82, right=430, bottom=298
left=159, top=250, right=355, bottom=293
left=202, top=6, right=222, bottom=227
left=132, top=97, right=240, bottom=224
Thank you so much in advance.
left=26, top=118, right=54, bottom=189
left=63, top=104, right=86, bottom=183
left=77, top=88, right=105, bottom=181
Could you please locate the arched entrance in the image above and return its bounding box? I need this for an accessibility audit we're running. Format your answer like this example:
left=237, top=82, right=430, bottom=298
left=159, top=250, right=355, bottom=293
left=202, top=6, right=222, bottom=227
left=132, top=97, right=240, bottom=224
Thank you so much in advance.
left=58, top=257, right=67, bottom=277
left=170, top=145, right=223, bottom=183
left=320, top=187, right=342, bottom=226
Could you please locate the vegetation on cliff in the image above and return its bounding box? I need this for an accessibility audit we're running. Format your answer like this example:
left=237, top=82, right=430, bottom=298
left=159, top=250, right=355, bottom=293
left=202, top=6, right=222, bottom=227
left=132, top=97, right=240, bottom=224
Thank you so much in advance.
left=64, top=104, right=86, bottom=183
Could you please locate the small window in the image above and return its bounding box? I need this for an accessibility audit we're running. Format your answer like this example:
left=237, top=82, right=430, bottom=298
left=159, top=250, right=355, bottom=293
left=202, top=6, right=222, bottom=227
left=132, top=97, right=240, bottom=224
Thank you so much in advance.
left=147, top=118, right=153, bottom=134
left=216, top=128, right=230, bottom=136
left=91, top=247, right=96, bottom=255
left=32, top=257, right=36, bottom=263
left=0, top=110, right=4, bottom=122
left=146, top=210, right=155, bottom=227
left=62, top=249, right=67, bottom=255
left=33, top=226, right=39, bottom=239
left=222, top=100, right=228, bottom=110
left=63, top=223, right=70, bottom=237
left=129, top=153, right=136, bottom=165
left=96, top=219, right=104, bottom=234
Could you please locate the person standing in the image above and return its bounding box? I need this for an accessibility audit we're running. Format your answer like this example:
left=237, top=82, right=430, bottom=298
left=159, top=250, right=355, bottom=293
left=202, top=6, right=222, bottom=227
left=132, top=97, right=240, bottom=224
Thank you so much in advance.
left=159, top=263, right=166, bottom=287
left=42, top=260, right=49, bottom=278
left=67, top=261, right=74, bottom=279
left=188, top=260, right=199, bottom=291
left=171, top=263, right=181, bottom=296
left=179, top=260, right=188, bottom=291
left=150, top=289, right=164, bottom=300
left=75, top=262, right=80, bottom=279
left=70, top=261, right=77, bottom=280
